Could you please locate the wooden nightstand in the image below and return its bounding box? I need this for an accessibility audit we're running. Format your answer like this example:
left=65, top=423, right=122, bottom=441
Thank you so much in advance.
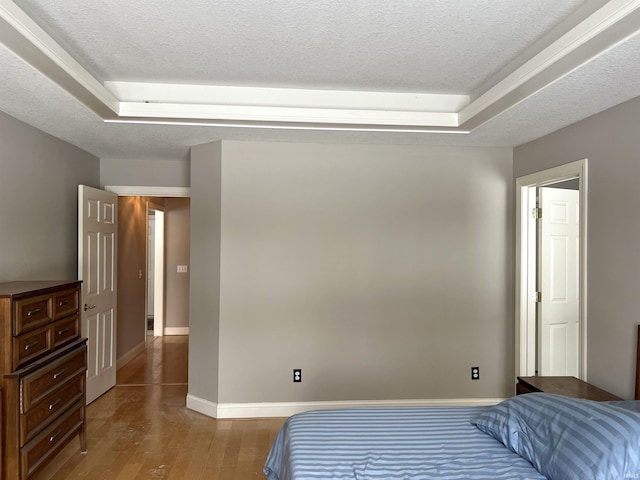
left=516, top=376, right=622, bottom=401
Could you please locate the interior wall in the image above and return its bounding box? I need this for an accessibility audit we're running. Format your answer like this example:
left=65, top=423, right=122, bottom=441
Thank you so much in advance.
left=210, top=141, right=514, bottom=403
left=165, top=197, right=191, bottom=330
left=100, top=157, right=190, bottom=187
left=189, top=141, right=222, bottom=405
left=117, top=196, right=148, bottom=358
left=0, top=111, right=99, bottom=282
left=514, top=95, right=640, bottom=399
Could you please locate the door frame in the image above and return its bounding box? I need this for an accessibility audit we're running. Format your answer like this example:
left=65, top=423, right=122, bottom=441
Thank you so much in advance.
left=514, top=159, right=588, bottom=379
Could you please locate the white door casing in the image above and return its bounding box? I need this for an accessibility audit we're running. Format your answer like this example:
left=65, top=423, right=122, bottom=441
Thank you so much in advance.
left=515, top=159, right=588, bottom=380
left=78, top=185, right=118, bottom=404
left=538, top=187, right=580, bottom=376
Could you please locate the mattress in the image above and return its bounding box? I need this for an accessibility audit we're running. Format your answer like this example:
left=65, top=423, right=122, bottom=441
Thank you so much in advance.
left=263, top=405, right=547, bottom=480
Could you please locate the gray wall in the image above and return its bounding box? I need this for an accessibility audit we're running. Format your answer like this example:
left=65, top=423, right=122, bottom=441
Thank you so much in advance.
left=0, top=111, right=99, bottom=282
left=165, top=197, right=191, bottom=329
left=191, top=140, right=514, bottom=405
left=100, top=157, right=189, bottom=187
left=189, top=141, right=222, bottom=403
left=117, top=196, right=148, bottom=358
left=514, top=95, right=640, bottom=399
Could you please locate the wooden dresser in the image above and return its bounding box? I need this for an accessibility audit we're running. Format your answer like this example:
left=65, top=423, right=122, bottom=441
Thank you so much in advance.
left=0, top=281, right=87, bottom=480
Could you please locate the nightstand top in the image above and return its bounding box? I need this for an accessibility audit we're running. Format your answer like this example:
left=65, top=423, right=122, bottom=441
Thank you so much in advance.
left=517, top=376, right=622, bottom=401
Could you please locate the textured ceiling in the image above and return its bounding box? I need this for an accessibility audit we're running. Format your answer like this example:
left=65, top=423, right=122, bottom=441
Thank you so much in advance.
left=1, top=0, right=639, bottom=161
left=12, top=0, right=586, bottom=92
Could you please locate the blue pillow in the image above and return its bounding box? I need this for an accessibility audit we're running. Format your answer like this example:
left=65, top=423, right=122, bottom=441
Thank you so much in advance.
left=471, top=393, right=640, bottom=480
left=608, top=400, right=640, bottom=413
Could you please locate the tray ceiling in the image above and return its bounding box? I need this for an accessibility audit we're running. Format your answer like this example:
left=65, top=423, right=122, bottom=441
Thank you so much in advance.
left=0, top=0, right=639, bottom=160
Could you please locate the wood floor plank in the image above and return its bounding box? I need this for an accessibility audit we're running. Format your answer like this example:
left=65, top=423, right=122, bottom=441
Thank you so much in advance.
left=31, top=336, right=286, bottom=480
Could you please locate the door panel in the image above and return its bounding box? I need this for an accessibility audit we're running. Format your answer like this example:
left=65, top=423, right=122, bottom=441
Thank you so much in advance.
left=549, top=236, right=568, bottom=301
left=549, top=323, right=568, bottom=375
left=539, top=187, right=579, bottom=376
left=78, top=185, right=118, bottom=403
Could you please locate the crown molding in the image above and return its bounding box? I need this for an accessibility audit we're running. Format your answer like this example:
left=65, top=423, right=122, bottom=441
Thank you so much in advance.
left=103, top=117, right=469, bottom=134
left=106, top=82, right=469, bottom=112
left=117, top=101, right=460, bottom=128
left=458, top=0, right=640, bottom=128
left=0, top=0, right=119, bottom=116
left=1, top=0, right=639, bottom=133
left=110, top=81, right=466, bottom=128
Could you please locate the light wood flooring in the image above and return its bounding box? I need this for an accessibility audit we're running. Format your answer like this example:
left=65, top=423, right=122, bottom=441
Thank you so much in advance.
left=32, top=336, right=286, bottom=480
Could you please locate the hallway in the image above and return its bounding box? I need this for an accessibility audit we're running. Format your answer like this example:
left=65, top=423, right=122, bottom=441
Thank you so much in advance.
left=33, top=336, right=285, bottom=480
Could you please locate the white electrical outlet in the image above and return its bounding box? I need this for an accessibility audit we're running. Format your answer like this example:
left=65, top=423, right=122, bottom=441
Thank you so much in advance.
left=177, top=265, right=188, bottom=273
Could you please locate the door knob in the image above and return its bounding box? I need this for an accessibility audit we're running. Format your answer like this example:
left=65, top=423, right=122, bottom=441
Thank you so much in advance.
left=84, top=304, right=96, bottom=311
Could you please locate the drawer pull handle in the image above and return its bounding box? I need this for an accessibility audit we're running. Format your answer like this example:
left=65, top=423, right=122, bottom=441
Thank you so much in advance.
left=84, top=303, right=96, bottom=311
left=58, top=328, right=71, bottom=335
left=49, top=429, right=63, bottom=443
left=49, top=398, right=62, bottom=410
left=27, top=308, right=41, bottom=317
left=58, top=300, right=70, bottom=306
left=53, top=369, right=66, bottom=380
left=24, top=340, right=39, bottom=350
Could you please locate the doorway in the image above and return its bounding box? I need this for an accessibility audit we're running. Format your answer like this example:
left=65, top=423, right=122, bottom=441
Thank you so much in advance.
left=515, top=159, right=588, bottom=379
left=104, top=185, right=191, bottom=371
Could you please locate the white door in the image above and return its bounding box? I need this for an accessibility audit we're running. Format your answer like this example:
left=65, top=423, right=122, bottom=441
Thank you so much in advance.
left=147, top=215, right=155, bottom=322
left=78, top=185, right=118, bottom=403
left=539, top=187, right=579, bottom=376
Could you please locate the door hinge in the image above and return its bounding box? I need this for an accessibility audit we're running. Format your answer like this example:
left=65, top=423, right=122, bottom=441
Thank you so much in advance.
left=531, top=207, right=542, bottom=219
left=533, top=291, right=542, bottom=303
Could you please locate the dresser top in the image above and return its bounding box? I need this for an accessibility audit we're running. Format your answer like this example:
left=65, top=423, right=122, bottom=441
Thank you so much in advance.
left=0, top=280, right=81, bottom=298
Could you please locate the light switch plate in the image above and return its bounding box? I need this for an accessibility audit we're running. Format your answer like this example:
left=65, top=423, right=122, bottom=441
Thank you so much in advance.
left=177, top=265, right=188, bottom=273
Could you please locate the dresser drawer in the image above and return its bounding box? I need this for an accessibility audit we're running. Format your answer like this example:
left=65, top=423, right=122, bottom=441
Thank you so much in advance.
left=53, top=289, right=79, bottom=319
left=20, top=374, right=84, bottom=445
left=21, top=346, right=86, bottom=412
left=21, top=401, right=84, bottom=479
left=51, top=315, right=80, bottom=349
left=14, top=325, right=51, bottom=369
left=14, top=294, right=53, bottom=335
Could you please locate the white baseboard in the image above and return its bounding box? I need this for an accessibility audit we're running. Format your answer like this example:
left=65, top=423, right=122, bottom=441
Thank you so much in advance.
left=186, top=396, right=506, bottom=419
left=116, top=341, right=146, bottom=370
left=164, top=327, right=189, bottom=335
left=186, top=393, right=218, bottom=418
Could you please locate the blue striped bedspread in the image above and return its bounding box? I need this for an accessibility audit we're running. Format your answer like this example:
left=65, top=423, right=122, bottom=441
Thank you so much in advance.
left=263, top=406, right=546, bottom=480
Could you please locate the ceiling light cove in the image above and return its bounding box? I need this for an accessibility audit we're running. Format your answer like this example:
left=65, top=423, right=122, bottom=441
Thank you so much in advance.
left=107, top=82, right=467, bottom=129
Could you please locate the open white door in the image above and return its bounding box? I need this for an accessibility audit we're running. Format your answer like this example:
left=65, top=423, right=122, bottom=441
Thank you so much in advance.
left=78, top=185, right=118, bottom=403
left=153, top=209, right=164, bottom=337
left=539, top=187, right=579, bottom=376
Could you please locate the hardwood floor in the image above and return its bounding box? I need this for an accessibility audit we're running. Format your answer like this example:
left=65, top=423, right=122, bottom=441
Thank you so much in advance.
left=32, top=336, right=286, bottom=480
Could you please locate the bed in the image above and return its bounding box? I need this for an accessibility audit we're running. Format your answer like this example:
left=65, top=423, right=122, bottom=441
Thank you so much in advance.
left=266, top=328, right=640, bottom=480
left=264, top=404, right=547, bottom=480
